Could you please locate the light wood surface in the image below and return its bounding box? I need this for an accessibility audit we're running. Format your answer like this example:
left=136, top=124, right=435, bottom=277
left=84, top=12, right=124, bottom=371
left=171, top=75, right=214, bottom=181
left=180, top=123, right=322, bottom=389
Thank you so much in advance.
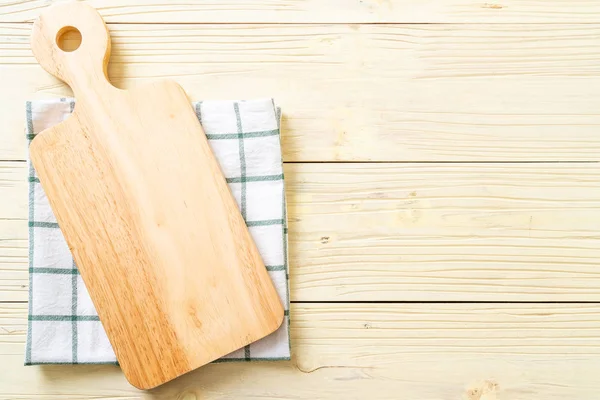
left=1, top=0, right=599, bottom=397
left=3, top=0, right=600, bottom=23
left=27, top=2, right=283, bottom=389
left=2, top=303, right=600, bottom=399
left=2, top=23, right=600, bottom=162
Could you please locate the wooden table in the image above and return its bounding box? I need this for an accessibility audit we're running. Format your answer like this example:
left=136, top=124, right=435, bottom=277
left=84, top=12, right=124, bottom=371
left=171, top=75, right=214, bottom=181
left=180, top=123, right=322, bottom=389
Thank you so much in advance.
left=1, top=1, right=600, bottom=398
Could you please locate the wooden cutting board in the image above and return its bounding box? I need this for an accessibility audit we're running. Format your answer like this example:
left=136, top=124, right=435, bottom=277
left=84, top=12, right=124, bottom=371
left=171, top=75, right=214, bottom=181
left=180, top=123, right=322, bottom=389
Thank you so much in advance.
left=29, top=2, right=284, bottom=390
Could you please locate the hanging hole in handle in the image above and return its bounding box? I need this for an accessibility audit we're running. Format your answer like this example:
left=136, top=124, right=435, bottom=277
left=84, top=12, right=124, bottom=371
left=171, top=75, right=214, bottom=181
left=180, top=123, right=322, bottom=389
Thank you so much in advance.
left=56, top=26, right=82, bottom=52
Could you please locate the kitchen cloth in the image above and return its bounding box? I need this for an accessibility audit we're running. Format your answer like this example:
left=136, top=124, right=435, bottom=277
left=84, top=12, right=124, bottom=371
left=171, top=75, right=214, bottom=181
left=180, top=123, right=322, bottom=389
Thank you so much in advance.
left=24, top=98, right=290, bottom=364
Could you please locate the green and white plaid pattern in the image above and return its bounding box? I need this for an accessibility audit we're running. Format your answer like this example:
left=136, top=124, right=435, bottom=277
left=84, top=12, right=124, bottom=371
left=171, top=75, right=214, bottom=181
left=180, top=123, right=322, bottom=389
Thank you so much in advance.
left=25, top=98, right=290, bottom=364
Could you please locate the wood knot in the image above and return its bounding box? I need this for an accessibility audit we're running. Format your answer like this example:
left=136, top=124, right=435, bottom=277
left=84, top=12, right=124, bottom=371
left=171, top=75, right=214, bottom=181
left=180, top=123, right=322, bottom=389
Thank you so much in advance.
left=482, top=3, right=503, bottom=9
left=465, top=380, right=499, bottom=400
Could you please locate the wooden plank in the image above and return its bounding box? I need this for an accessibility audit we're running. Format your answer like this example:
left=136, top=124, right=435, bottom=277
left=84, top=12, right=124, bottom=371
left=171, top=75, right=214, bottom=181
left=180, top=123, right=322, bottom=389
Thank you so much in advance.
left=2, top=162, right=599, bottom=302
left=288, top=163, right=600, bottom=301
left=0, top=162, right=27, bottom=302
left=2, top=23, right=600, bottom=162
left=0, top=219, right=27, bottom=302
left=2, top=0, right=600, bottom=23
left=2, top=302, right=600, bottom=399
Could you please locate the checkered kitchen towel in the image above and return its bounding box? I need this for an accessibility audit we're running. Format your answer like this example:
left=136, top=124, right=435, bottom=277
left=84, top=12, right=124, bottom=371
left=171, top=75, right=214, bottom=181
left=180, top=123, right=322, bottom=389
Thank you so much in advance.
left=25, top=98, right=290, bottom=364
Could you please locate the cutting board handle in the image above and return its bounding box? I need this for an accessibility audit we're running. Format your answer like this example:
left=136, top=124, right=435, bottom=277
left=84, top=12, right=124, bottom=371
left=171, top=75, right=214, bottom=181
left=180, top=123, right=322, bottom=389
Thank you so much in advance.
left=31, top=2, right=112, bottom=97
